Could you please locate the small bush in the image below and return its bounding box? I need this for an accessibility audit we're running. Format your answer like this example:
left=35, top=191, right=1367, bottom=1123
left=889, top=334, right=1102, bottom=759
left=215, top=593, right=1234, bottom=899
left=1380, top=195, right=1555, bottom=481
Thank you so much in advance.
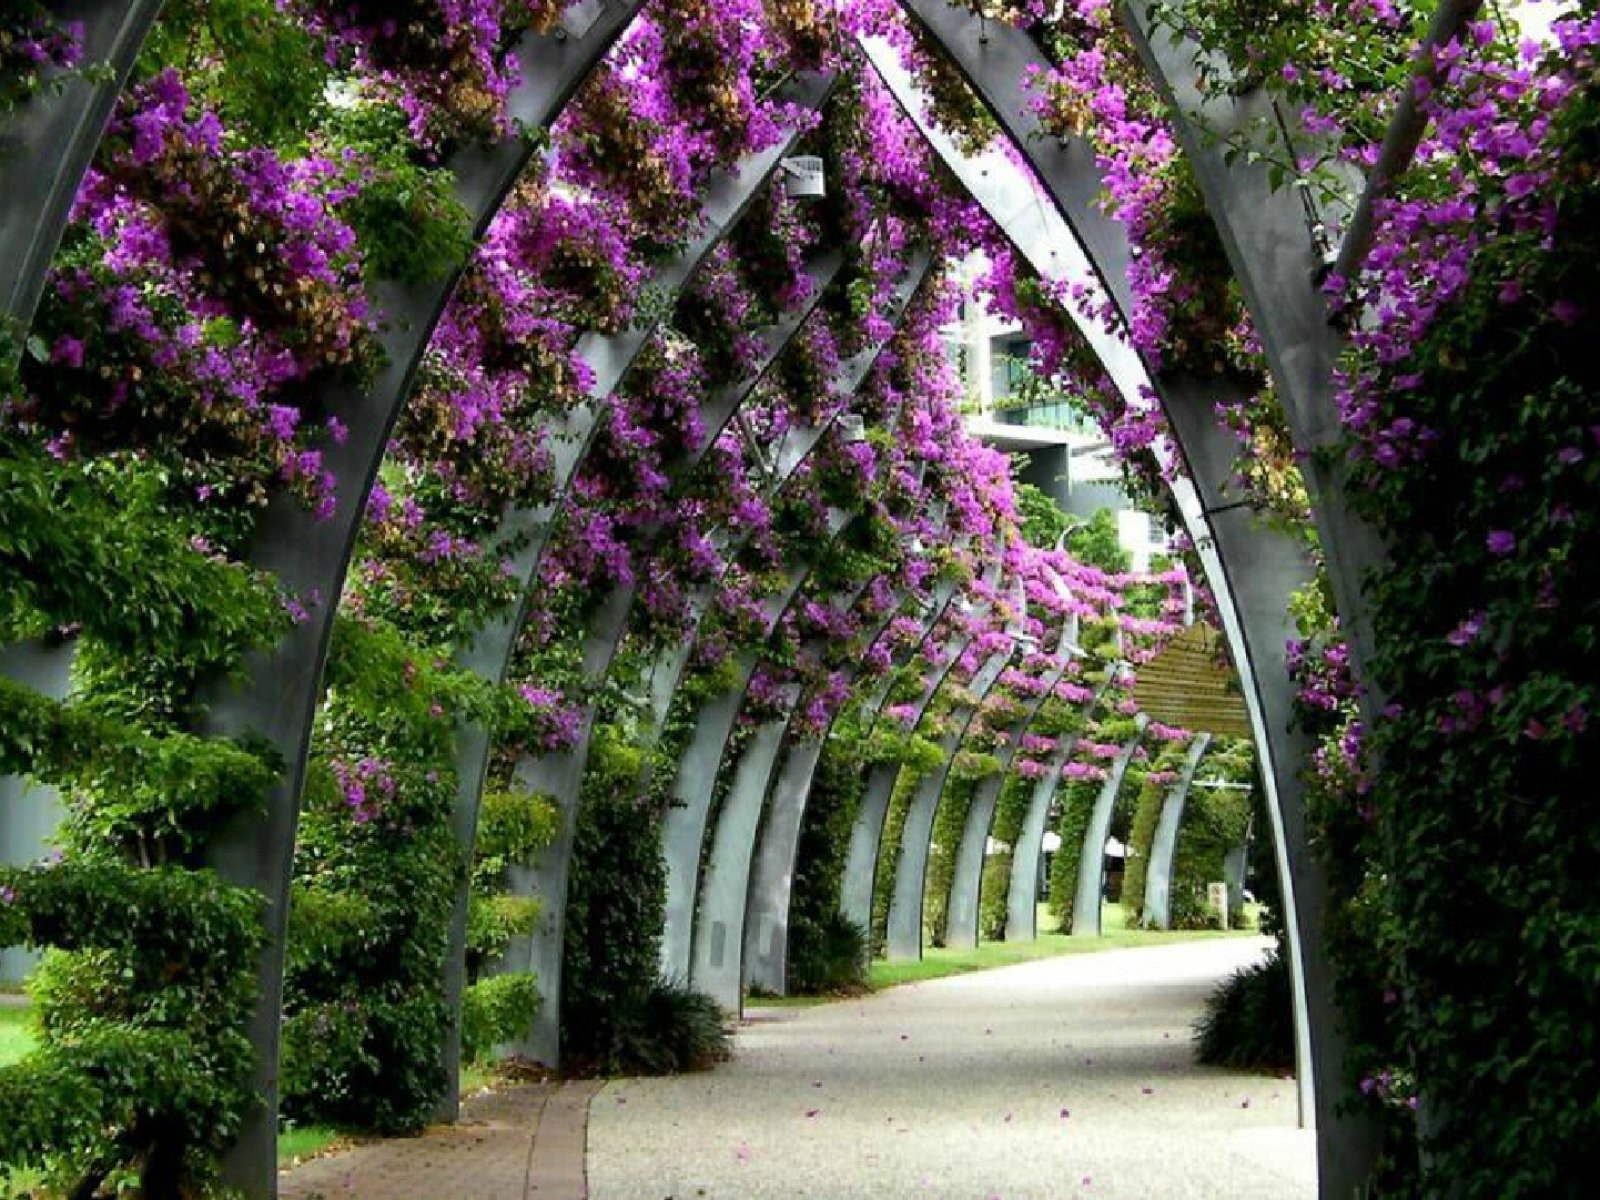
left=1193, top=949, right=1295, bottom=1071
left=460, top=973, right=539, bottom=1064
left=787, top=912, right=869, bottom=995
left=569, top=980, right=731, bottom=1077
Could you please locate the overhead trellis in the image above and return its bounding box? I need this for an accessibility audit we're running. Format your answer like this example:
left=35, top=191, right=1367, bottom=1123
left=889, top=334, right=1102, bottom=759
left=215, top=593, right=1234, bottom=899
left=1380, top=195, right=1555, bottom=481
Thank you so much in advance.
left=1, top=3, right=1590, bottom=1199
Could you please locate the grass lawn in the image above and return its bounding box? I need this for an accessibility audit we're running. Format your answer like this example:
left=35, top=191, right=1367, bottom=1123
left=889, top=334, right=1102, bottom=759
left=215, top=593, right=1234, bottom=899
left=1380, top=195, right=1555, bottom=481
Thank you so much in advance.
left=0, top=1006, right=35, bottom=1068
left=753, top=903, right=1260, bottom=1004
left=868, top=903, right=1256, bottom=989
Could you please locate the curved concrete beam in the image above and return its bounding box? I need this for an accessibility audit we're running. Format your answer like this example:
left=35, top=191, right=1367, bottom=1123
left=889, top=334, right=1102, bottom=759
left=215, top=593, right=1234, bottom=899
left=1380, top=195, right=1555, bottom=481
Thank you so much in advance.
left=654, top=252, right=937, bottom=983
left=837, top=625, right=974, bottom=935
left=1142, top=732, right=1213, bottom=930
left=0, top=0, right=160, bottom=335
left=1119, top=0, right=1391, bottom=695
left=1070, top=715, right=1149, bottom=937
left=691, top=682, right=803, bottom=1009
left=0, top=640, right=74, bottom=985
left=697, top=566, right=908, bottom=1008
left=884, top=640, right=1017, bottom=961
left=1004, top=726, right=1086, bottom=943
left=741, top=579, right=947, bottom=996
left=192, top=12, right=651, bottom=1188
left=435, top=72, right=839, bottom=1079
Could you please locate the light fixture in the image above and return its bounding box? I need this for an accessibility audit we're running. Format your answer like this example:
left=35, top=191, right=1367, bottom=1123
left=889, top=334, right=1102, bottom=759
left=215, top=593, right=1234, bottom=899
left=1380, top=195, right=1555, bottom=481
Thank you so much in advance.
left=836, top=413, right=866, bottom=442
left=779, top=155, right=826, bottom=200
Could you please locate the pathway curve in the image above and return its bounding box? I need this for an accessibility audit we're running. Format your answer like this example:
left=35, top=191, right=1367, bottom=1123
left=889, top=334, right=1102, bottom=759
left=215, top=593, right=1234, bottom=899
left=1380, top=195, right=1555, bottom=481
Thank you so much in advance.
left=588, top=938, right=1314, bottom=1199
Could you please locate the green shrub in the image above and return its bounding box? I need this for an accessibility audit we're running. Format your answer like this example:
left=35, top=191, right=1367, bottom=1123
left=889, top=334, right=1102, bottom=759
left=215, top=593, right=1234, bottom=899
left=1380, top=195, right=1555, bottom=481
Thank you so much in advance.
left=573, top=980, right=731, bottom=1077
left=787, top=912, right=868, bottom=994
left=1194, top=950, right=1294, bottom=1071
left=460, top=973, right=540, bottom=1064
left=465, top=894, right=542, bottom=969
left=281, top=991, right=446, bottom=1135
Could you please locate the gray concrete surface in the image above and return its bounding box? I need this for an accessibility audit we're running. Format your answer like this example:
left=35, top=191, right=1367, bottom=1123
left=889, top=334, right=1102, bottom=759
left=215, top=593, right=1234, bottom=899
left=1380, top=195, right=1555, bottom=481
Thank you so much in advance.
left=588, top=939, right=1314, bottom=1199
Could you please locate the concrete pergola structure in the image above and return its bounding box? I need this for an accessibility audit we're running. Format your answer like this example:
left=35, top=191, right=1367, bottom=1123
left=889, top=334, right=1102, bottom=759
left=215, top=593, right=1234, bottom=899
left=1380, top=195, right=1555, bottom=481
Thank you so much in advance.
left=1142, top=732, right=1215, bottom=931
left=0, top=3, right=1486, bottom=1194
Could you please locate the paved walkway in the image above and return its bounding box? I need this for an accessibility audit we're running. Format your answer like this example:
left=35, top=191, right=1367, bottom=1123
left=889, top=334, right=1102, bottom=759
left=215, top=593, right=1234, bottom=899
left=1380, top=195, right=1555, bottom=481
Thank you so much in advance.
left=279, top=1080, right=600, bottom=1200
left=588, top=939, right=1314, bottom=1199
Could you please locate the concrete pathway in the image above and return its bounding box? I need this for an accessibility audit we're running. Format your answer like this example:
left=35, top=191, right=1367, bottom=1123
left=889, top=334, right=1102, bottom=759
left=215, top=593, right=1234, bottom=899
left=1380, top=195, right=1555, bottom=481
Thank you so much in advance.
left=588, top=939, right=1314, bottom=1199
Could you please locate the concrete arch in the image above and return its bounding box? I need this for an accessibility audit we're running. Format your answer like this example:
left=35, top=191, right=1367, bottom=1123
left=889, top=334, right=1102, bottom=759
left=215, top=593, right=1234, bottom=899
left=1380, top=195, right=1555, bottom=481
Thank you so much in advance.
left=1069, top=717, right=1150, bottom=936
left=656, top=251, right=937, bottom=983
left=3, top=12, right=655, bottom=1190
left=867, top=12, right=1350, bottom=1176
left=1003, top=686, right=1109, bottom=942
left=691, top=570, right=885, bottom=1010
left=446, top=80, right=842, bottom=1072
left=1, top=13, right=654, bottom=1189
left=435, top=243, right=847, bottom=1108
left=943, top=649, right=1075, bottom=951
left=1142, top=733, right=1215, bottom=931
left=0, top=0, right=161, bottom=334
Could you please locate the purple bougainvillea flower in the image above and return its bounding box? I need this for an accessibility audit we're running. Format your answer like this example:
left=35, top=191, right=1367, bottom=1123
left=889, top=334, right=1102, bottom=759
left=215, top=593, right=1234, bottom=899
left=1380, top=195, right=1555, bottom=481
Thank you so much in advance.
left=1486, top=530, right=1516, bottom=556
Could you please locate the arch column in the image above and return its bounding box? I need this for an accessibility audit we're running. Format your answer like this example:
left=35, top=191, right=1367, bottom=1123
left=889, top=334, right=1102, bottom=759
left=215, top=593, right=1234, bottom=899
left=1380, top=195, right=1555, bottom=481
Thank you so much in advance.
left=694, top=569, right=888, bottom=1010
left=1117, top=0, right=1479, bottom=714
left=1143, top=732, right=1214, bottom=930
left=1004, top=723, right=1088, bottom=942
left=0, top=0, right=161, bottom=336
left=655, top=251, right=936, bottom=982
left=0, top=640, right=74, bottom=985
left=691, top=685, right=801, bottom=1009
left=1070, top=716, right=1149, bottom=937
left=183, top=12, right=650, bottom=1189
left=884, top=637, right=1018, bottom=961
left=659, top=505, right=854, bottom=982
left=837, top=620, right=977, bottom=935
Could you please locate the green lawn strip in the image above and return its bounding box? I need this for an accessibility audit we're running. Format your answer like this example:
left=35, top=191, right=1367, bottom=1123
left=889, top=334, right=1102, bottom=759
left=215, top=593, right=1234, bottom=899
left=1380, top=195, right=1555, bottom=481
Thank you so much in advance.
left=749, top=904, right=1260, bottom=1005
left=0, top=1007, right=35, bottom=1068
